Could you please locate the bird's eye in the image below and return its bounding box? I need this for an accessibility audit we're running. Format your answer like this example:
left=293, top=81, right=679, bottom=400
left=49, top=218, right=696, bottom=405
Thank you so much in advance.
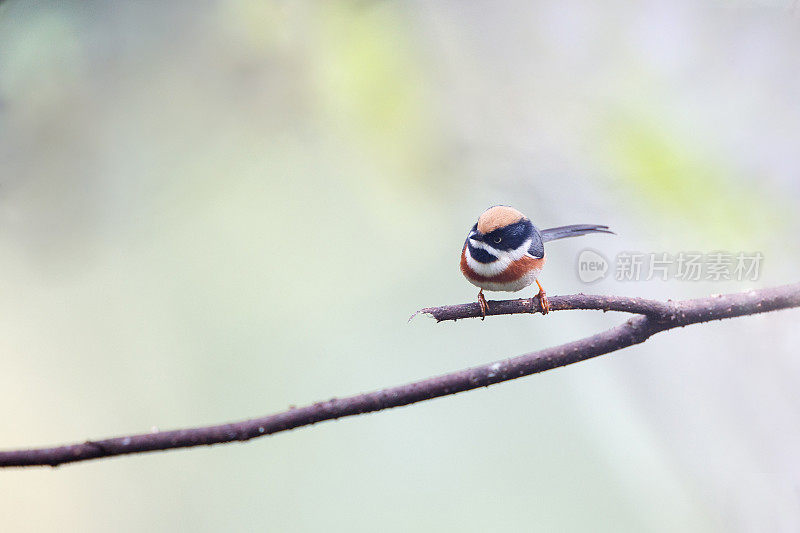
left=493, top=236, right=502, bottom=244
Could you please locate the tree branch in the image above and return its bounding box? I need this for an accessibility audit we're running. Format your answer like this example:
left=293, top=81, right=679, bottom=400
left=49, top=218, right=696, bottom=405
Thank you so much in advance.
left=411, top=293, right=676, bottom=322
left=2, top=283, right=799, bottom=468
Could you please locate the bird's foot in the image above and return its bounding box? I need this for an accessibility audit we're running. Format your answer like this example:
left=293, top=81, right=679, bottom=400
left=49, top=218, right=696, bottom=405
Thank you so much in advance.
left=478, top=290, right=489, bottom=320
left=537, top=290, right=550, bottom=314
left=535, top=280, right=550, bottom=315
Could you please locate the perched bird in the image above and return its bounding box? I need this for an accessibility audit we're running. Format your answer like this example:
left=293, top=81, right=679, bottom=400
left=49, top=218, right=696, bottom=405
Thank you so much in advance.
left=460, top=205, right=613, bottom=318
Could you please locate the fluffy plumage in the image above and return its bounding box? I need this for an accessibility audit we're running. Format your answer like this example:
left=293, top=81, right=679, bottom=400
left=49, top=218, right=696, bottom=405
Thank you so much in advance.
left=461, top=206, right=612, bottom=294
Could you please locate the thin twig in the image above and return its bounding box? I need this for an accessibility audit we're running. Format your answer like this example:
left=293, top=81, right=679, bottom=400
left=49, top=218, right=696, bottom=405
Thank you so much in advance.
left=2, top=283, right=799, bottom=468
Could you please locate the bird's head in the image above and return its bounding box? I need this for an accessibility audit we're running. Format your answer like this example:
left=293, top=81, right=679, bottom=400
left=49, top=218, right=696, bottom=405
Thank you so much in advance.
left=467, top=206, right=535, bottom=258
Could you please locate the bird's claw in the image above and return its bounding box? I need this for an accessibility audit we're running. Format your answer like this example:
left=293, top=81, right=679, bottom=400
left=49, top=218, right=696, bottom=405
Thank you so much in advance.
left=537, top=289, right=550, bottom=314
left=478, top=290, right=489, bottom=320
left=535, top=279, right=550, bottom=315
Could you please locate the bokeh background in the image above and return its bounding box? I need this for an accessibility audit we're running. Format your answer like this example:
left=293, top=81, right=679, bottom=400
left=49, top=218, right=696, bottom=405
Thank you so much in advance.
left=2, top=0, right=800, bottom=531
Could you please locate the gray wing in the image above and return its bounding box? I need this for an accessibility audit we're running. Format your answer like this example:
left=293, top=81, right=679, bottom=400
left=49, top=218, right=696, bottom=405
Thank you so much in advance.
left=527, top=226, right=545, bottom=258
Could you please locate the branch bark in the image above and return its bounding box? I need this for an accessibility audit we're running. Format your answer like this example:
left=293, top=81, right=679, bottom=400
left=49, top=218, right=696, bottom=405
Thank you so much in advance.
left=2, top=283, right=799, bottom=468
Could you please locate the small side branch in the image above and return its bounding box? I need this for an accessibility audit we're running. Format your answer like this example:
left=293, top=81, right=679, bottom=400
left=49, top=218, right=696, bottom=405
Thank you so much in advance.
left=2, top=283, right=799, bottom=468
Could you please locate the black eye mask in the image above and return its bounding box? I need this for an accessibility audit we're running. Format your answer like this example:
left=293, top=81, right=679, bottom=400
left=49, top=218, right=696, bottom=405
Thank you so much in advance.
left=485, top=220, right=532, bottom=251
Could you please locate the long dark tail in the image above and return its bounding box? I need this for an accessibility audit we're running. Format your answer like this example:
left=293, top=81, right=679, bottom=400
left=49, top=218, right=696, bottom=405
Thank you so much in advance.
left=540, top=224, right=614, bottom=243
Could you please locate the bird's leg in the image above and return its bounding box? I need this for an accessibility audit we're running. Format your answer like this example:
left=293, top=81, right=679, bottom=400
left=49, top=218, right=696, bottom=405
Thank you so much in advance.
left=535, top=279, right=550, bottom=314
left=477, top=289, right=489, bottom=320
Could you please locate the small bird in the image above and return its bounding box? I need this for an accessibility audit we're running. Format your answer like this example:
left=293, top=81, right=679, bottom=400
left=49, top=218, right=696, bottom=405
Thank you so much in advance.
left=460, top=205, right=613, bottom=318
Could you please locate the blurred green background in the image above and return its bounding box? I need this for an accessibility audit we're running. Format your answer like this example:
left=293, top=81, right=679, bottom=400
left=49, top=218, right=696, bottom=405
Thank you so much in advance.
left=2, top=1, right=800, bottom=531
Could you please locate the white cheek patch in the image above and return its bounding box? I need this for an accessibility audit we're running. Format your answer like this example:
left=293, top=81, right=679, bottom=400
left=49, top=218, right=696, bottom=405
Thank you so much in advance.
left=467, top=238, right=492, bottom=253
left=466, top=238, right=532, bottom=277
left=465, top=247, right=506, bottom=276
left=465, top=241, right=531, bottom=276
left=507, top=238, right=533, bottom=261
left=469, top=238, right=531, bottom=258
